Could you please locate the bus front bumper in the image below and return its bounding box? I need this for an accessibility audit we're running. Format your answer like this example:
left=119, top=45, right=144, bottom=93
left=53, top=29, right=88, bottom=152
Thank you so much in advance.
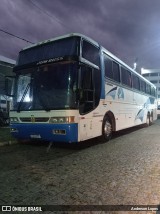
left=10, top=123, right=78, bottom=143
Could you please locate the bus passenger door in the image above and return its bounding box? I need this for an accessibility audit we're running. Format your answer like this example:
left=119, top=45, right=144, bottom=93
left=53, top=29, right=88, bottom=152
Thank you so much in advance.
left=78, top=64, right=101, bottom=141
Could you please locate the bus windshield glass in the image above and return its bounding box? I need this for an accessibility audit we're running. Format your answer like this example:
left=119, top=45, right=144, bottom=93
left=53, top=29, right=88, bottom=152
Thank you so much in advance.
left=12, top=62, right=78, bottom=111
left=17, top=36, right=80, bottom=66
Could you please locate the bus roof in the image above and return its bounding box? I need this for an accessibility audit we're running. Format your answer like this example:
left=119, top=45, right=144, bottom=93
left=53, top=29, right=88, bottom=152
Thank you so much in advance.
left=22, top=33, right=99, bottom=51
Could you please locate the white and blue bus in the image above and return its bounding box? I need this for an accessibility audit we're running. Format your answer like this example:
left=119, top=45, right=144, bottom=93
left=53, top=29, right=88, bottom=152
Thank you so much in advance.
left=8, top=33, right=157, bottom=143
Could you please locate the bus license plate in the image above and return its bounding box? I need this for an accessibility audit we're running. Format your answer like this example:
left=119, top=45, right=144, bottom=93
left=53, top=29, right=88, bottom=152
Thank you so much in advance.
left=30, top=134, right=41, bottom=139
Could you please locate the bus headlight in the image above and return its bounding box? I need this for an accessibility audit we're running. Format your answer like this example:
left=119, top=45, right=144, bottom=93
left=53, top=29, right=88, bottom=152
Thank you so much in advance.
left=49, top=116, right=75, bottom=123
left=10, top=117, right=19, bottom=123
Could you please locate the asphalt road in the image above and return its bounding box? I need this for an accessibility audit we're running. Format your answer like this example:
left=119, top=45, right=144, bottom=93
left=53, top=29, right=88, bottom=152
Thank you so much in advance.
left=0, top=120, right=160, bottom=214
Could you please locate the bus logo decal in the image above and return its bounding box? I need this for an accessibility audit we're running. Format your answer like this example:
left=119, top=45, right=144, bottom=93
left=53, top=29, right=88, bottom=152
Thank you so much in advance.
left=106, top=87, right=117, bottom=99
left=117, top=88, right=124, bottom=99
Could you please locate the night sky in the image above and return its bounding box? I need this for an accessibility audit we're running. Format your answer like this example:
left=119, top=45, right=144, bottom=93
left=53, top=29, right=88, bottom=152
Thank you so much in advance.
left=1, top=0, right=160, bottom=70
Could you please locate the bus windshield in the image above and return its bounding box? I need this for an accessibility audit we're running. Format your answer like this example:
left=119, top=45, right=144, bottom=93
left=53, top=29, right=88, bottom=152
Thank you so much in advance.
left=12, top=62, right=78, bottom=111
left=17, top=36, right=79, bottom=66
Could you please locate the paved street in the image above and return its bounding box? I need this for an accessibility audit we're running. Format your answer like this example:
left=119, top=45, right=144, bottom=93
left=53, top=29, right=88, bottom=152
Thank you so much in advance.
left=0, top=120, right=160, bottom=214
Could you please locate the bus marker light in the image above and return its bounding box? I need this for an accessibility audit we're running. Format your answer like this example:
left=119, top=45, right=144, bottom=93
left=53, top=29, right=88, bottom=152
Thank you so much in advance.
left=10, top=128, right=18, bottom=132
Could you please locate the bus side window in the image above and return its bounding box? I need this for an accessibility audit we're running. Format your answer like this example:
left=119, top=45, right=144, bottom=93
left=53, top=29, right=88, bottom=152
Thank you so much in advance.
left=132, top=74, right=140, bottom=91
left=140, top=80, right=146, bottom=93
left=151, top=87, right=156, bottom=97
left=104, top=55, right=112, bottom=79
left=104, top=54, right=120, bottom=83
left=146, top=84, right=151, bottom=95
left=121, top=67, right=132, bottom=88
left=112, top=61, right=120, bottom=83
left=82, top=40, right=100, bottom=67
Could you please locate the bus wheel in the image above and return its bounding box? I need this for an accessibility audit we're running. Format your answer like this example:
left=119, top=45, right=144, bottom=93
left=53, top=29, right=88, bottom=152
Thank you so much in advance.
left=146, top=114, right=150, bottom=127
left=149, top=113, right=153, bottom=125
left=102, top=116, right=112, bottom=142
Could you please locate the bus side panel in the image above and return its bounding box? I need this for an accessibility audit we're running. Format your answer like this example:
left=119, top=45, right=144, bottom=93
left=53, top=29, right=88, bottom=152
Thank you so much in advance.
left=79, top=111, right=103, bottom=141
left=105, top=83, right=134, bottom=130
left=104, top=82, right=157, bottom=131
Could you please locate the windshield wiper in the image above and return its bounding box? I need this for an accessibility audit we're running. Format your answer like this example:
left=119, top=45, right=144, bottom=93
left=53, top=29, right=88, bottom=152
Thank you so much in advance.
left=17, top=83, right=30, bottom=112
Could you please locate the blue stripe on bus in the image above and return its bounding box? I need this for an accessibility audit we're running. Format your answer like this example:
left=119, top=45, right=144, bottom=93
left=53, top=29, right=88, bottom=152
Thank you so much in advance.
left=10, top=123, right=78, bottom=143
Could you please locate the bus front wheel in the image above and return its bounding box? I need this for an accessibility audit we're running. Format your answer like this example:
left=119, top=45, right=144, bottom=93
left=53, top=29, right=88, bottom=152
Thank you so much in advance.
left=102, top=116, right=112, bottom=142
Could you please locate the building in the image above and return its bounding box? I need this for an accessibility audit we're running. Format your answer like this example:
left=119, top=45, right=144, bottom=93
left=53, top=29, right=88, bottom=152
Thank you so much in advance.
left=141, top=68, right=160, bottom=104
left=0, top=55, right=15, bottom=125
left=0, top=55, right=15, bottom=92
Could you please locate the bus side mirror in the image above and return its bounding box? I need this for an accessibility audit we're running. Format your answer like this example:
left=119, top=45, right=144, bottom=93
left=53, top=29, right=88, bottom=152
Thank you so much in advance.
left=5, top=76, right=15, bottom=97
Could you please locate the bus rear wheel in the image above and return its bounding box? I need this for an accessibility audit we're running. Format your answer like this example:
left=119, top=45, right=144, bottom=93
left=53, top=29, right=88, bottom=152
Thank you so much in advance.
left=149, top=113, right=153, bottom=125
left=145, top=113, right=150, bottom=127
left=102, top=116, right=112, bottom=142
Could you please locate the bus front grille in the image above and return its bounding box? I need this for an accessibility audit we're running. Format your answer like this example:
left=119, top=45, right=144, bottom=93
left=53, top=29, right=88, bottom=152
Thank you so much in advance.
left=20, top=117, right=49, bottom=123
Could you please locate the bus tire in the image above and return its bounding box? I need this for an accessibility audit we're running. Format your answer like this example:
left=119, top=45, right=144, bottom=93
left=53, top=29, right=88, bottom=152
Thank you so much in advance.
left=149, top=113, right=153, bottom=125
left=145, top=113, right=150, bottom=127
left=102, top=116, right=112, bottom=142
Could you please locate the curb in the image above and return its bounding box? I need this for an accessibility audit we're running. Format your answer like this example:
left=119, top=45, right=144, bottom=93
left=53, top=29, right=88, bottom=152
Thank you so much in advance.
left=0, top=140, right=18, bottom=147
